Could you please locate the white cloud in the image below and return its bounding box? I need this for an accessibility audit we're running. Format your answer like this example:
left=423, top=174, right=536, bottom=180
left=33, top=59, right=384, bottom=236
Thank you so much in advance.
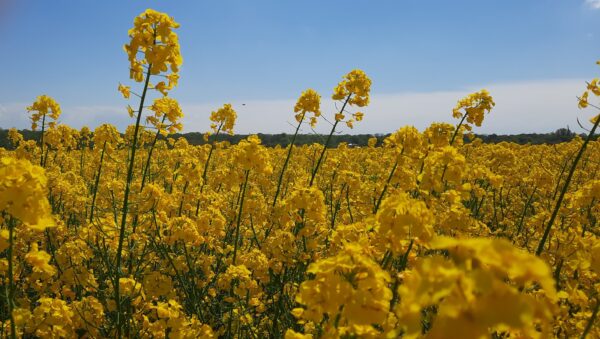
left=585, top=0, right=600, bottom=9
left=0, top=79, right=593, bottom=135
left=0, top=103, right=130, bottom=131
left=182, top=78, right=591, bottom=135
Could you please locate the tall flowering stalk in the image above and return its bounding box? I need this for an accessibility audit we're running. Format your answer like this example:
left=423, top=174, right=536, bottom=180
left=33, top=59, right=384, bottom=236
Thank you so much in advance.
left=195, top=103, right=237, bottom=215
left=536, top=77, right=600, bottom=256
left=141, top=97, right=184, bottom=189
left=114, top=9, right=182, bottom=337
left=203, top=103, right=237, bottom=184
left=440, top=90, right=495, bottom=182
left=309, top=70, right=371, bottom=187
left=89, top=124, right=121, bottom=222
left=0, top=157, right=54, bottom=339
left=273, top=89, right=321, bottom=206
left=449, top=89, right=495, bottom=146
left=26, top=95, right=61, bottom=166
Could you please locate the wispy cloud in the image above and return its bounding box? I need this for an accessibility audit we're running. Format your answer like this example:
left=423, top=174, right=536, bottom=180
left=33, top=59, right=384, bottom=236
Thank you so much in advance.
left=183, top=79, right=590, bottom=135
left=0, top=79, right=592, bottom=135
left=585, top=0, right=600, bottom=9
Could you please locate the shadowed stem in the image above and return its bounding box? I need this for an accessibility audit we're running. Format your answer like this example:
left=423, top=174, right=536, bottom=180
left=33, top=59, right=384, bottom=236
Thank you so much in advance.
left=89, top=141, right=107, bottom=223
left=536, top=112, right=600, bottom=256
left=450, top=112, right=468, bottom=146
left=440, top=112, right=468, bottom=183
left=140, top=115, right=168, bottom=191
left=273, top=112, right=305, bottom=207
left=126, top=115, right=168, bottom=273
left=535, top=111, right=600, bottom=256
left=114, top=61, right=153, bottom=338
left=232, top=170, right=250, bottom=265
left=580, top=297, right=599, bottom=339
left=39, top=113, right=46, bottom=167
left=374, top=152, right=401, bottom=214
left=309, top=94, right=351, bottom=187
left=195, top=123, right=223, bottom=216
left=6, top=216, right=16, bottom=339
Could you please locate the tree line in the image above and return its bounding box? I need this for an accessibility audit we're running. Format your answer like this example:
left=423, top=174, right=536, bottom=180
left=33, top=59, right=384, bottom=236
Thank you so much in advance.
left=0, top=127, right=594, bottom=150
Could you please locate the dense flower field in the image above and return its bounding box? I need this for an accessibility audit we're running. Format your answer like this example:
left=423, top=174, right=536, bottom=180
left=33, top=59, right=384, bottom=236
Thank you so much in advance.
left=1, top=9, right=600, bottom=339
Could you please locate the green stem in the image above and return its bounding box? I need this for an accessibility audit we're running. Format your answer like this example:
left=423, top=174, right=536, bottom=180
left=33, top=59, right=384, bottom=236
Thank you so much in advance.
left=440, top=113, right=468, bottom=183
left=140, top=115, right=167, bottom=191
left=89, top=141, right=107, bottom=223
left=374, top=158, right=398, bottom=214
left=309, top=94, right=351, bottom=187
left=232, top=170, right=250, bottom=265
left=580, top=298, right=599, bottom=339
left=536, top=113, right=600, bottom=256
left=514, top=186, right=536, bottom=240
left=178, top=181, right=189, bottom=217
left=273, top=112, right=305, bottom=207
left=39, top=113, right=46, bottom=167
left=114, top=61, right=153, bottom=337
left=202, top=124, right=222, bottom=185
left=7, top=217, right=16, bottom=339
left=195, top=124, right=222, bottom=216
left=449, top=112, right=467, bottom=146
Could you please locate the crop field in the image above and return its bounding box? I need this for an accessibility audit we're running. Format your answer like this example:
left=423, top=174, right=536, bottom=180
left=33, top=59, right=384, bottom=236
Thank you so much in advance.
left=1, top=8, right=600, bottom=339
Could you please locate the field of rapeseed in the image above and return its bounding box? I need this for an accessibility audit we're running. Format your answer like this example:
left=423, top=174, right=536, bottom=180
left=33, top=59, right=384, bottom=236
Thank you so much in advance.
left=1, top=9, right=600, bottom=339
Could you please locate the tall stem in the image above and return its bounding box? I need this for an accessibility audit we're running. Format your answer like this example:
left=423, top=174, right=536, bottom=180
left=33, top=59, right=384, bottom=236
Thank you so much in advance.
left=6, top=217, right=16, bottom=339
left=536, top=114, right=600, bottom=256
left=140, top=115, right=167, bottom=191
left=201, top=124, right=222, bottom=186
left=114, top=62, right=152, bottom=337
left=39, top=113, right=46, bottom=167
left=195, top=124, right=222, bottom=216
left=439, top=112, right=469, bottom=184
left=309, top=94, right=351, bottom=187
left=374, top=155, right=400, bottom=214
left=580, top=298, right=599, bottom=339
left=273, top=112, right=305, bottom=207
left=232, top=170, right=250, bottom=265
left=449, top=113, right=467, bottom=146
left=89, top=141, right=107, bottom=223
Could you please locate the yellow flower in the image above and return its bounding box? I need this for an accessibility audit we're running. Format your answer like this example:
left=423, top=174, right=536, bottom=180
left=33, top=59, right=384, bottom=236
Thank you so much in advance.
left=579, top=90, right=590, bottom=109
left=294, top=243, right=392, bottom=334
left=587, top=78, right=600, bottom=96
left=118, top=83, right=131, bottom=99
left=0, top=157, right=54, bottom=230
left=124, top=9, right=183, bottom=81
left=92, top=123, right=122, bottom=153
left=148, top=96, right=184, bottom=135
left=30, top=298, right=75, bottom=337
left=210, top=103, right=237, bottom=135
left=217, top=264, right=259, bottom=298
left=0, top=230, right=8, bottom=252
left=397, top=237, right=557, bottom=338
left=376, top=192, right=434, bottom=253
left=232, top=135, right=272, bottom=174
left=452, top=89, right=495, bottom=127
left=26, top=95, right=61, bottom=130
left=294, top=89, right=321, bottom=126
left=119, top=277, right=144, bottom=298
left=332, top=69, right=372, bottom=107
left=25, top=243, right=56, bottom=276
left=285, top=329, right=313, bottom=339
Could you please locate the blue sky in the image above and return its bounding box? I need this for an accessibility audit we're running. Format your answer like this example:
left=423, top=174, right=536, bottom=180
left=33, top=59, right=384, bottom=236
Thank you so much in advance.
left=1, top=0, right=600, bottom=134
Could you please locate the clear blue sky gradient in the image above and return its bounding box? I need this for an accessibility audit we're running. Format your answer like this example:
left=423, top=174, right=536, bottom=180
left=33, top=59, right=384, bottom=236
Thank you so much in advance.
left=1, top=0, right=600, bottom=132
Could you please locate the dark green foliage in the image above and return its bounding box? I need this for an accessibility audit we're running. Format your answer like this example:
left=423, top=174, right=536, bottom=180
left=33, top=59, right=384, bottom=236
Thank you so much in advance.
left=0, top=127, right=594, bottom=150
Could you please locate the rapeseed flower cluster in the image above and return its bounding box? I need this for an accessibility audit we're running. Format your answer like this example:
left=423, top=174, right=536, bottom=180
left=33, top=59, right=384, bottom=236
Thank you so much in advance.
left=2, top=7, right=600, bottom=339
